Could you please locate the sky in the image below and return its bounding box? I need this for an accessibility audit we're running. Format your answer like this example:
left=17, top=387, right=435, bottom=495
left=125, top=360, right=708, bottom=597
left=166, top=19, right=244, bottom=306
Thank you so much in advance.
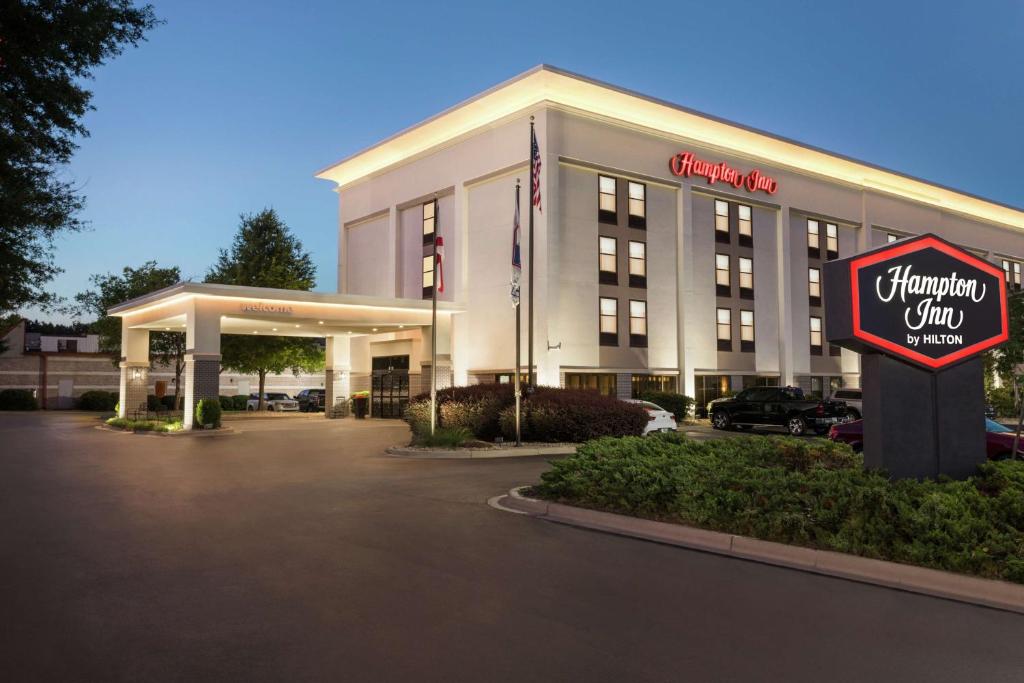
left=34, top=0, right=1024, bottom=322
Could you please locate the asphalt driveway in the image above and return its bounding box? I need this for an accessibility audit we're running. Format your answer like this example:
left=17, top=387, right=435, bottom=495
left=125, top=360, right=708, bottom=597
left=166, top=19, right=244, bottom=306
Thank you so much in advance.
left=0, top=412, right=1021, bottom=682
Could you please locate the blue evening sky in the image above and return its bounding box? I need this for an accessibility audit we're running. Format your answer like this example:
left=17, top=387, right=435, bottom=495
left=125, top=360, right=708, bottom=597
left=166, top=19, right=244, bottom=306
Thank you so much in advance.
left=38, top=0, right=1024, bottom=322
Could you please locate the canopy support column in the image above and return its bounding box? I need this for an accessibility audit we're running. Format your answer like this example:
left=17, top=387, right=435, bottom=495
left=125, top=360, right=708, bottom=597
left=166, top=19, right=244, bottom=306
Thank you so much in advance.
left=118, top=327, right=150, bottom=418
left=325, top=335, right=351, bottom=418
left=183, top=302, right=221, bottom=429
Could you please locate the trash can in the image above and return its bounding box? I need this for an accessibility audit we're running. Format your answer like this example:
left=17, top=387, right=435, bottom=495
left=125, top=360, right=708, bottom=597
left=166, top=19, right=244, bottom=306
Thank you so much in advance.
left=352, top=395, right=369, bottom=419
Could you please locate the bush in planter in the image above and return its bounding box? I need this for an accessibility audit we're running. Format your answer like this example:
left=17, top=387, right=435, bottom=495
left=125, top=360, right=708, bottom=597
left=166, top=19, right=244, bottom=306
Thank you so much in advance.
left=405, top=383, right=514, bottom=439
left=77, top=390, right=118, bottom=411
left=219, top=395, right=234, bottom=411
left=0, top=389, right=37, bottom=410
left=230, top=395, right=249, bottom=411
left=499, top=387, right=648, bottom=442
left=196, top=398, right=222, bottom=428
left=638, top=391, right=694, bottom=420
left=417, top=426, right=473, bottom=448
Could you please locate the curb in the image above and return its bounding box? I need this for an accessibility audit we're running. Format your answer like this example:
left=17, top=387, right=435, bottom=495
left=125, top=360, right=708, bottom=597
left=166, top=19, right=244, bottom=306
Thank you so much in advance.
left=386, top=445, right=576, bottom=459
left=499, top=487, right=1024, bottom=615
left=94, top=425, right=236, bottom=437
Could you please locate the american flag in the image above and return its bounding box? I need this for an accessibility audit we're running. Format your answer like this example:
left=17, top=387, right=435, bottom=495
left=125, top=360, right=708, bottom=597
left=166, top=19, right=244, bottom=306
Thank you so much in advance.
left=531, top=127, right=542, bottom=212
left=510, top=186, right=521, bottom=306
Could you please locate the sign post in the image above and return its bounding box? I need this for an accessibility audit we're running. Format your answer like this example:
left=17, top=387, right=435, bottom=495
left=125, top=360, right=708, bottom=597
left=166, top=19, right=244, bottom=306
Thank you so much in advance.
left=824, top=234, right=1009, bottom=479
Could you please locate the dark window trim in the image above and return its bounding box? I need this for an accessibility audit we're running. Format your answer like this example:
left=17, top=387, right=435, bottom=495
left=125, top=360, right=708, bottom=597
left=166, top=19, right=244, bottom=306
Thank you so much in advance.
left=740, top=287, right=754, bottom=300
left=810, top=345, right=823, bottom=356
left=600, top=332, right=618, bottom=347
left=740, top=340, right=755, bottom=353
left=598, top=175, right=617, bottom=225
left=808, top=246, right=821, bottom=260
left=629, top=274, right=647, bottom=289
left=598, top=235, right=618, bottom=285
left=738, top=234, right=753, bottom=248
left=627, top=180, right=646, bottom=230
left=422, top=200, right=436, bottom=246
left=716, top=284, right=732, bottom=298
left=829, top=344, right=843, bottom=357
left=717, top=339, right=732, bottom=352
left=809, top=295, right=822, bottom=308
left=599, top=296, right=618, bottom=347
left=629, top=334, right=648, bottom=348
left=628, top=299, right=648, bottom=348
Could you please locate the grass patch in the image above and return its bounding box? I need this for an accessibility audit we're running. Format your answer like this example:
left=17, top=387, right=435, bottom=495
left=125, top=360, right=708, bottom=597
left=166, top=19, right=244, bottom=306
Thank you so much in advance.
left=106, top=417, right=184, bottom=433
left=531, top=432, right=1024, bottom=584
left=414, top=426, right=474, bottom=448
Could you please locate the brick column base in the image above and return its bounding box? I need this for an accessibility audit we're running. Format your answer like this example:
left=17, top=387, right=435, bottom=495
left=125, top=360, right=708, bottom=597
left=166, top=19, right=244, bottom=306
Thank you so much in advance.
left=616, top=373, right=632, bottom=401
left=184, top=358, right=221, bottom=429
left=118, top=364, right=149, bottom=418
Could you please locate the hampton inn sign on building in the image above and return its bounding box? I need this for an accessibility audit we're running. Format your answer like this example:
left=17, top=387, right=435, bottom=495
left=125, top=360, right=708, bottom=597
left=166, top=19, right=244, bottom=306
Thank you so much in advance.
left=110, top=65, right=1024, bottom=427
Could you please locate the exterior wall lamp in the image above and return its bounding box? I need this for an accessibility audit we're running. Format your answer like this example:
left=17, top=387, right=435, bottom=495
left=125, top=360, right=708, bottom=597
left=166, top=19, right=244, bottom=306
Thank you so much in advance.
left=547, top=341, right=562, bottom=351
left=131, top=367, right=142, bottom=380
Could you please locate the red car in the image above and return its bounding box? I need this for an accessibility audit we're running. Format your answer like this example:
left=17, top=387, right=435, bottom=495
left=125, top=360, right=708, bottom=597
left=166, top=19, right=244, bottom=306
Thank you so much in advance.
left=828, top=418, right=1023, bottom=460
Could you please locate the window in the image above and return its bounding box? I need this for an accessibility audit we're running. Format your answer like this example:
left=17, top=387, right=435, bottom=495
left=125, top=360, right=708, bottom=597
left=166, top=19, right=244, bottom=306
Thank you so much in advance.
left=628, top=181, right=646, bottom=229
left=599, top=175, right=617, bottom=223
left=742, top=375, right=780, bottom=389
left=631, top=374, right=677, bottom=397
left=629, top=300, right=648, bottom=347
left=740, top=310, right=755, bottom=352
left=695, top=375, right=732, bottom=417
left=422, top=254, right=434, bottom=298
left=565, top=373, right=617, bottom=397
left=1016, top=262, right=1022, bottom=290
left=738, top=204, right=752, bottom=246
left=807, top=220, right=820, bottom=259
left=810, top=316, right=822, bottom=354
left=887, top=233, right=899, bottom=243
left=422, top=200, right=436, bottom=245
left=1003, top=260, right=1011, bottom=283
left=715, top=254, right=731, bottom=297
left=808, top=267, right=821, bottom=306
left=599, top=297, right=618, bottom=346
left=599, top=236, right=617, bottom=285
left=628, top=241, right=646, bottom=288
left=826, top=223, right=838, bottom=259
left=738, top=257, right=753, bottom=299
left=716, top=308, right=732, bottom=351
left=1005, top=260, right=1022, bottom=290
left=715, top=200, right=730, bottom=243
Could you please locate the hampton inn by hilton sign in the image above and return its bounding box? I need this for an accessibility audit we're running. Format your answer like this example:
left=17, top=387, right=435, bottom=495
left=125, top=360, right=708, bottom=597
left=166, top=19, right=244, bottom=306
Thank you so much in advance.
left=668, top=151, right=778, bottom=195
left=825, top=235, right=1009, bottom=479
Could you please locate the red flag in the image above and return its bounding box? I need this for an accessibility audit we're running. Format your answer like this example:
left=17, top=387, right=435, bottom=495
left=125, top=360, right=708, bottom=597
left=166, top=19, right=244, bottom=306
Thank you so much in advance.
left=435, top=236, right=445, bottom=293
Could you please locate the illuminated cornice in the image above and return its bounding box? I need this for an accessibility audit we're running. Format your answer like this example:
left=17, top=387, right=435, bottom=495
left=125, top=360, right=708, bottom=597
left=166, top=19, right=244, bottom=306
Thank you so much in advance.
left=315, top=65, right=1024, bottom=231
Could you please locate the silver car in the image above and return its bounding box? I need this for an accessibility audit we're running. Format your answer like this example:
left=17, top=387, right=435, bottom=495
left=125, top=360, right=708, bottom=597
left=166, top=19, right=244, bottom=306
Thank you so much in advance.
left=246, top=392, right=300, bottom=412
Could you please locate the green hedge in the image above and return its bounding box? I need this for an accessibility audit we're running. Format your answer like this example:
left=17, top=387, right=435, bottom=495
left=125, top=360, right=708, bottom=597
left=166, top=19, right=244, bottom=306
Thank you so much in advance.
left=406, top=384, right=514, bottom=440
left=0, top=389, right=37, bottom=410
left=77, top=390, right=118, bottom=411
left=196, top=398, right=222, bottom=428
left=532, top=433, right=1024, bottom=583
left=638, top=391, right=694, bottom=420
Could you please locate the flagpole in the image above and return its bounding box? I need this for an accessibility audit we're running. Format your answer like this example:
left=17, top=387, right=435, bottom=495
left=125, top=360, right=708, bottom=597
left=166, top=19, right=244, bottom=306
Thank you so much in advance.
left=514, top=180, right=522, bottom=447
left=430, top=196, right=438, bottom=436
left=527, top=116, right=536, bottom=388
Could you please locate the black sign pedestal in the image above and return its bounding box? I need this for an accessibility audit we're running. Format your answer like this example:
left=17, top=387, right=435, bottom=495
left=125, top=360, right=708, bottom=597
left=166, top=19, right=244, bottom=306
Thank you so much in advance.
left=825, top=233, right=1008, bottom=481
left=861, top=353, right=986, bottom=480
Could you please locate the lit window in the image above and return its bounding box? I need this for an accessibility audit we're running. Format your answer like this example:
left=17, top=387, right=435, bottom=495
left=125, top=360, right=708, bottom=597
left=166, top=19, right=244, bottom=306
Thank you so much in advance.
left=628, top=181, right=646, bottom=228
left=808, top=267, right=821, bottom=300
left=422, top=200, right=436, bottom=245
left=887, top=233, right=898, bottom=243
left=807, top=220, right=820, bottom=255
left=716, top=308, right=732, bottom=348
left=599, top=236, right=617, bottom=283
left=600, top=297, right=618, bottom=345
left=1004, top=260, right=1012, bottom=283
left=738, top=204, right=752, bottom=244
left=1015, top=262, right=1022, bottom=289
left=715, top=200, right=729, bottom=241
left=422, top=254, right=434, bottom=297
left=826, top=223, right=838, bottom=258
left=599, top=175, right=617, bottom=221
left=738, top=257, right=753, bottom=297
left=810, top=316, right=822, bottom=351
left=740, top=310, right=754, bottom=351
left=715, top=253, right=730, bottom=296
left=629, top=300, right=648, bottom=347
left=628, top=241, right=646, bottom=287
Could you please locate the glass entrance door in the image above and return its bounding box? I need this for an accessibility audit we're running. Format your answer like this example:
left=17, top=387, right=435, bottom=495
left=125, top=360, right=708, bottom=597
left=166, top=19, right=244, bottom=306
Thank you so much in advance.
left=371, top=355, right=410, bottom=418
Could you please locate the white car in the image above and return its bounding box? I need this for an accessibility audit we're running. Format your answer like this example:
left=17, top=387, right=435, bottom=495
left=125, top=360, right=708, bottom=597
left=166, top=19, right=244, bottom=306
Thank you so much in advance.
left=246, top=392, right=299, bottom=412
left=832, top=388, right=862, bottom=420
left=625, top=399, right=678, bottom=435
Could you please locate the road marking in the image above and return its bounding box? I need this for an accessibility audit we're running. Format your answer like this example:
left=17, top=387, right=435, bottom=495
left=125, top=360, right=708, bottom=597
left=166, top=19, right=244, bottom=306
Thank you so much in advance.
left=486, top=494, right=529, bottom=515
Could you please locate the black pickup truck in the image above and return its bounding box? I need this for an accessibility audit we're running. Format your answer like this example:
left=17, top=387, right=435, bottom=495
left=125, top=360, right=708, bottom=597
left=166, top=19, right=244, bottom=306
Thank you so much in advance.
left=707, top=386, right=848, bottom=436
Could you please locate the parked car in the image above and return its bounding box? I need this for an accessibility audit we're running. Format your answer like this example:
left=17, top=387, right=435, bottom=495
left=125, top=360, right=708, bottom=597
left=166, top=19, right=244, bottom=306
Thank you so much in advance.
left=829, top=418, right=1024, bottom=460
left=246, top=392, right=299, bottom=412
left=708, top=386, right=848, bottom=436
left=624, top=399, right=678, bottom=435
left=832, top=388, right=863, bottom=419
left=985, top=404, right=997, bottom=419
left=295, top=389, right=325, bottom=412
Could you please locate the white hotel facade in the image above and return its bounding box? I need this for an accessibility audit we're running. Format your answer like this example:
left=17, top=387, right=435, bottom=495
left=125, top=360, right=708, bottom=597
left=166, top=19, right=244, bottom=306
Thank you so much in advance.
left=110, top=66, right=1024, bottom=425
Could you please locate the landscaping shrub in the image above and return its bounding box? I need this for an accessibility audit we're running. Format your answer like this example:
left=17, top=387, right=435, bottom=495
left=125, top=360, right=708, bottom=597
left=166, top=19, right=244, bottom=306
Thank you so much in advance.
left=406, top=384, right=513, bottom=440
left=196, top=398, right=222, bottom=428
left=219, top=395, right=234, bottom=411
left=499, top=387, right=648, bottom=442
left=0, top=388, right=37, bottom=410
left=147, top=395, right=161, bottom=411
left=160, top=394, right=177, bottom=410
left=231, top=395, right=249, bottom=411
left=532, top=433, right=1024, bottom=584
left=106, top=417, right=184, bottom=433
left=77, top=390, right=118, bottom=411
left=638, top=391, right=694, bottom=420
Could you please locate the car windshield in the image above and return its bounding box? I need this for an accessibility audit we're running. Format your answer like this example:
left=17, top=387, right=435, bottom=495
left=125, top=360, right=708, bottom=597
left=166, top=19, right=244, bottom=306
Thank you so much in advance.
left=267, top=393, right=290, bottom=400
left=642, top=402, right=663, bottom=411
left=986, top=418, right=1012, bottom=433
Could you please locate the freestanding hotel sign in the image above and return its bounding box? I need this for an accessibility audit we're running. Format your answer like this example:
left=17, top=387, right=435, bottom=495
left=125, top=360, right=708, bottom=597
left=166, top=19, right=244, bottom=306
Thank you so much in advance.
left=825, top=234, right=1009, bottom=479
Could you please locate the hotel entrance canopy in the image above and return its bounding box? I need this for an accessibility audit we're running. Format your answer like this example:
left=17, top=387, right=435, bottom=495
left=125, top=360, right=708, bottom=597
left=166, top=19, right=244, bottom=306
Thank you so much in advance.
left=108, top=282, right=463, bottom=428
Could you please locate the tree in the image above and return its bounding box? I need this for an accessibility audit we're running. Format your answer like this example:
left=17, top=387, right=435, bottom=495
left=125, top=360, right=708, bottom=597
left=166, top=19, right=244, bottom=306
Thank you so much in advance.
left=0, top=1, right=159, bottom=313
left=75, top=262, right=186, bottom=404
left=991, top=291, right=1024, bottom=400
left=206, top=210, right=323, bottom=407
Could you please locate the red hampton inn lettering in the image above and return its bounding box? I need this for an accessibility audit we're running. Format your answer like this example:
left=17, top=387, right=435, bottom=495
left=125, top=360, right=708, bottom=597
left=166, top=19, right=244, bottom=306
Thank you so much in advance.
left=669, top=151, right=778, bottom=195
